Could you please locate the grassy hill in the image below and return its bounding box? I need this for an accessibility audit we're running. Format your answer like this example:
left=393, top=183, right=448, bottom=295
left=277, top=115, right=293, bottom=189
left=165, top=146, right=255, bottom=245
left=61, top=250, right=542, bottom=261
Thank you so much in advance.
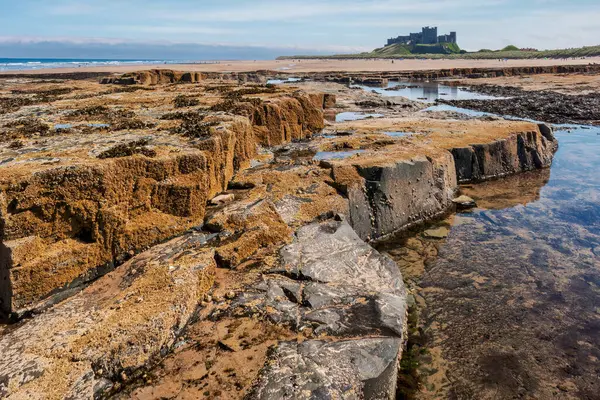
left=370, top=43, right=414, bottom=56
left=363, top=42, right=462, bottom=57
left=278, top=44, right=600, bottom=60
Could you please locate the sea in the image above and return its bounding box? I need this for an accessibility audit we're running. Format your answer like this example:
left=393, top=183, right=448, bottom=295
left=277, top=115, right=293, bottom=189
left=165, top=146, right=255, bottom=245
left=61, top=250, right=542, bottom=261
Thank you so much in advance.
left=0, top=58, right=212, bottom=72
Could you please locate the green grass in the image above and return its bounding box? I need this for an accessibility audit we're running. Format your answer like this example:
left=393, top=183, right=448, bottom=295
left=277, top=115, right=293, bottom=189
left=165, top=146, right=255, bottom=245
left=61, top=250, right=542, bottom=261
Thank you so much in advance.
left=370, top=43, right=413, bottom=56
left=411, top=43, right=461, bottom=54
left=278, top=44, right=600, bottom=60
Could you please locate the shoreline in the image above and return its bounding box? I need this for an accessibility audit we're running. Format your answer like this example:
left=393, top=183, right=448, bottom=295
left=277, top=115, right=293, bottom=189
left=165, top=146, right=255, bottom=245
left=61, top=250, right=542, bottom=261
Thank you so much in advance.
left=1, top=57, right=600, bottom=75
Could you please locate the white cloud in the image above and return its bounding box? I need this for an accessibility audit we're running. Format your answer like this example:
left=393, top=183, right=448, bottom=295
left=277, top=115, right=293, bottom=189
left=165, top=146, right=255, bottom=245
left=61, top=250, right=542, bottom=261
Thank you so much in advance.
left=10, top=0, right=600, bottom=52
left=148, top=0, right=510, bottom=23
left=113, top=25, right=240, bottom=35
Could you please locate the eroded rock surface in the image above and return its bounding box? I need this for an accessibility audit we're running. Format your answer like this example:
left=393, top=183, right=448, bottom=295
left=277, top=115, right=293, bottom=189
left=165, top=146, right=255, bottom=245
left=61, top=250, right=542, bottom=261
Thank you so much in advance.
left=0, top=232, right=216, bottom=399
left=232, top=219, right=407, bottom=337
left=0, top=77, right=325, bottom=316
left=250, top=338, right=401, bottom=400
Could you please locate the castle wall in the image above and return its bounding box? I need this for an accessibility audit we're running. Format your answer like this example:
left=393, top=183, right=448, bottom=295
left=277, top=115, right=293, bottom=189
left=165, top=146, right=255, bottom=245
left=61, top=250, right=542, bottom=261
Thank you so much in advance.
left=386, top=27, right=455, bottom=47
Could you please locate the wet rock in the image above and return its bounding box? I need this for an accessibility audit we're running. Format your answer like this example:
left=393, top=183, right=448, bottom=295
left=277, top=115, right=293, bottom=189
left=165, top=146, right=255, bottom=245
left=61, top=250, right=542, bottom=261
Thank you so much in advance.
left=444, top=85, right=600, bottom=125
left=423, top=226, right=450, bottom=239
left=356, top=98, right=395, bottom=107
left=332, top=152, right=457, bottom=241
left=453, top=195, right=477, bottom=209
left=249, top=338, right=401, bottom=400
left=451, top=124, right=558, bottom=183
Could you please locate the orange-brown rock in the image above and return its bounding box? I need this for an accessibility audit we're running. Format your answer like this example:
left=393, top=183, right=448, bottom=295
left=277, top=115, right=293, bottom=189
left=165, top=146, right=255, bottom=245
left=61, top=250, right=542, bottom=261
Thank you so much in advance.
left=0, top=77, right=327, bottom=316
left=0, top=231, right=216, bottom=399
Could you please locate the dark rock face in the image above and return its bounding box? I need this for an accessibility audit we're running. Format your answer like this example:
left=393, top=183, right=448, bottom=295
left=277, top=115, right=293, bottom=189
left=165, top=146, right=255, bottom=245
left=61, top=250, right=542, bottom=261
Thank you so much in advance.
left=99, top=70, right=269, bottom=85
left=238, top=220, right=407, bottom=399
left=249, top=338, right=401, bottom=400
left=332, top=153, right=457, bottom=242
left=444, top=85, right=600, bottom=125
left=451, top=124, right=558, bottom=183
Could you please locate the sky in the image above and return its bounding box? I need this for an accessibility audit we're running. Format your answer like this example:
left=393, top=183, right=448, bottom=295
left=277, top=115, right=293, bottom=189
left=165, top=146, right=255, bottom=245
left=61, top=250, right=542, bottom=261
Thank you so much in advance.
left=1, top=0, right=599, bottom=59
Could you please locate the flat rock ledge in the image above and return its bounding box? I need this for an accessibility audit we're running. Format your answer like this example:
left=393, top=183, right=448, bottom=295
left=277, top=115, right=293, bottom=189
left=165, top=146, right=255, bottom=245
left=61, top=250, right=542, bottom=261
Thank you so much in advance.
left=235, top=219, right=407, bottom=399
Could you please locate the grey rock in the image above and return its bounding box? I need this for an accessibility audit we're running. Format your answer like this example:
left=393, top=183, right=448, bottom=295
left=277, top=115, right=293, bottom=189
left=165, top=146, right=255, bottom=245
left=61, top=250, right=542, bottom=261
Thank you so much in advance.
left=339, top=154, right=457, bottom=241
left=451, top=125, right=557, bottom=183
left=249, top=338, right=401, bottom=400
left=231, top=220, right=408, bottom=336
left=232, top=220, right=407, bottom=398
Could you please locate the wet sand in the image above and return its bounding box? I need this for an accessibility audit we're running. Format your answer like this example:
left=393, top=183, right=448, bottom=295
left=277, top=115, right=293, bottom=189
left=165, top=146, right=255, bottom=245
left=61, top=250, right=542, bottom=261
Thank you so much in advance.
left=2, top=57, right=600, bottom=75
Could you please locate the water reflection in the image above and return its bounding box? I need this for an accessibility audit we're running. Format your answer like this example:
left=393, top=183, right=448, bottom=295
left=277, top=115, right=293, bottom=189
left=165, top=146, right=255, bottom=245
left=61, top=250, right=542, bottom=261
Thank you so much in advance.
left=383, top=131, right=419, bottom=138
left=380, top=125, right=600, bottom=398
left=314, top=150, right=365, bottom=161
left=335, top=112, right=384, bottom=123
left=266, top=77, right=302, bottom=85
left=353, top=81, right=507, bottom=103
left=460, top=168, right=551, bottom=210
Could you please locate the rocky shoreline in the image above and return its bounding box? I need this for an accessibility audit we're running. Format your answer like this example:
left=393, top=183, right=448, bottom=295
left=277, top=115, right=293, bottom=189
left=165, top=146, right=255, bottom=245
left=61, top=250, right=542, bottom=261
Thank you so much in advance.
left=441, top=84, right=600, bottom=125
left=0, top=69, right=559, bottom=399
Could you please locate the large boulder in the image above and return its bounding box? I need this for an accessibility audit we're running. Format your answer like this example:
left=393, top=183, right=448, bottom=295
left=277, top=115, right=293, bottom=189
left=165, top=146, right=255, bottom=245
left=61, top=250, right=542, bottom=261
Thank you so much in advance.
left=234, top=219, right=407, bottom=399
left=331, top=152, right=457, bottom=241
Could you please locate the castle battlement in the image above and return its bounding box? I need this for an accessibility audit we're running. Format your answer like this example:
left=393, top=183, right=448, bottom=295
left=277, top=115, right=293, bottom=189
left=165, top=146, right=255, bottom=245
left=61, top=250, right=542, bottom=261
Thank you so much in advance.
left=387, top=27, right=457, bottom=46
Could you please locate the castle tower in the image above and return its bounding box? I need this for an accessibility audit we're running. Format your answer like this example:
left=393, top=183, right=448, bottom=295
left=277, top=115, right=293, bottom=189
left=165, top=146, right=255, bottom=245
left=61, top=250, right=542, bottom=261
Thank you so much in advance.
left=450, top=32, right=457, bottom=44
left=422, top=26, right=438, bottom=44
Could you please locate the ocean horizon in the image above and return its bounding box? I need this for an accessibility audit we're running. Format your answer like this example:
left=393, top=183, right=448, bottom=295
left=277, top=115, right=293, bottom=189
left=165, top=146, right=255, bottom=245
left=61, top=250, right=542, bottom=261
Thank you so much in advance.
left=0, top=58, right=220, bottom=72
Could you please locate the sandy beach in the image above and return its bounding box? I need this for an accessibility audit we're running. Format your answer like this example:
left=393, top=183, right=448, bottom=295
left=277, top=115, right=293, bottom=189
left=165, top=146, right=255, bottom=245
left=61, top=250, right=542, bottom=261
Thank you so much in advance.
left=2, top=57, right=600, bottom=75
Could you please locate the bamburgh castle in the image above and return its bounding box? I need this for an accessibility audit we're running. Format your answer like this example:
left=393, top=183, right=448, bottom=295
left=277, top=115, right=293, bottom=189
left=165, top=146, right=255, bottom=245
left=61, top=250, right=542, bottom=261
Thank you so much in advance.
left=387, top=27, right=457, bottom=46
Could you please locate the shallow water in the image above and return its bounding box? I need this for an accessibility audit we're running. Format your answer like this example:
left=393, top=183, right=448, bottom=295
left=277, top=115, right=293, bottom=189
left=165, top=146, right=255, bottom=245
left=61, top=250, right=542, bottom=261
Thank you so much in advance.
left=423, top=104, right=544, bottom=124
left=381, top=125, right=600, bottom=398
left=54, top=123, right=73, bottom=129
left=314, top=150, right=365, bottom=161
left=354, top=81, right=506, bottom=103
left=335, top=112, right=384, bottom=122
left=422, top=104, right=496, bottom=118
left=383, top=131, right=419, bottom=138
left=266, top=77, right=302, bottom=84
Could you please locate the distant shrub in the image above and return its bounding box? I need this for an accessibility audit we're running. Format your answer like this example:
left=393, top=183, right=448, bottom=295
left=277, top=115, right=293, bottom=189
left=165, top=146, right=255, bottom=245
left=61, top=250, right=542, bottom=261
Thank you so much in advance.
left=501, top=45, right=520, bottom=52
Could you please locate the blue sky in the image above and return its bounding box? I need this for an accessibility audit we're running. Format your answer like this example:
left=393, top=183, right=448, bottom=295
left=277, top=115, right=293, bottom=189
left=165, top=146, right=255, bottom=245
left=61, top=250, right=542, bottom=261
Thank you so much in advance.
left=1, top=0, right=599, bottom=58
